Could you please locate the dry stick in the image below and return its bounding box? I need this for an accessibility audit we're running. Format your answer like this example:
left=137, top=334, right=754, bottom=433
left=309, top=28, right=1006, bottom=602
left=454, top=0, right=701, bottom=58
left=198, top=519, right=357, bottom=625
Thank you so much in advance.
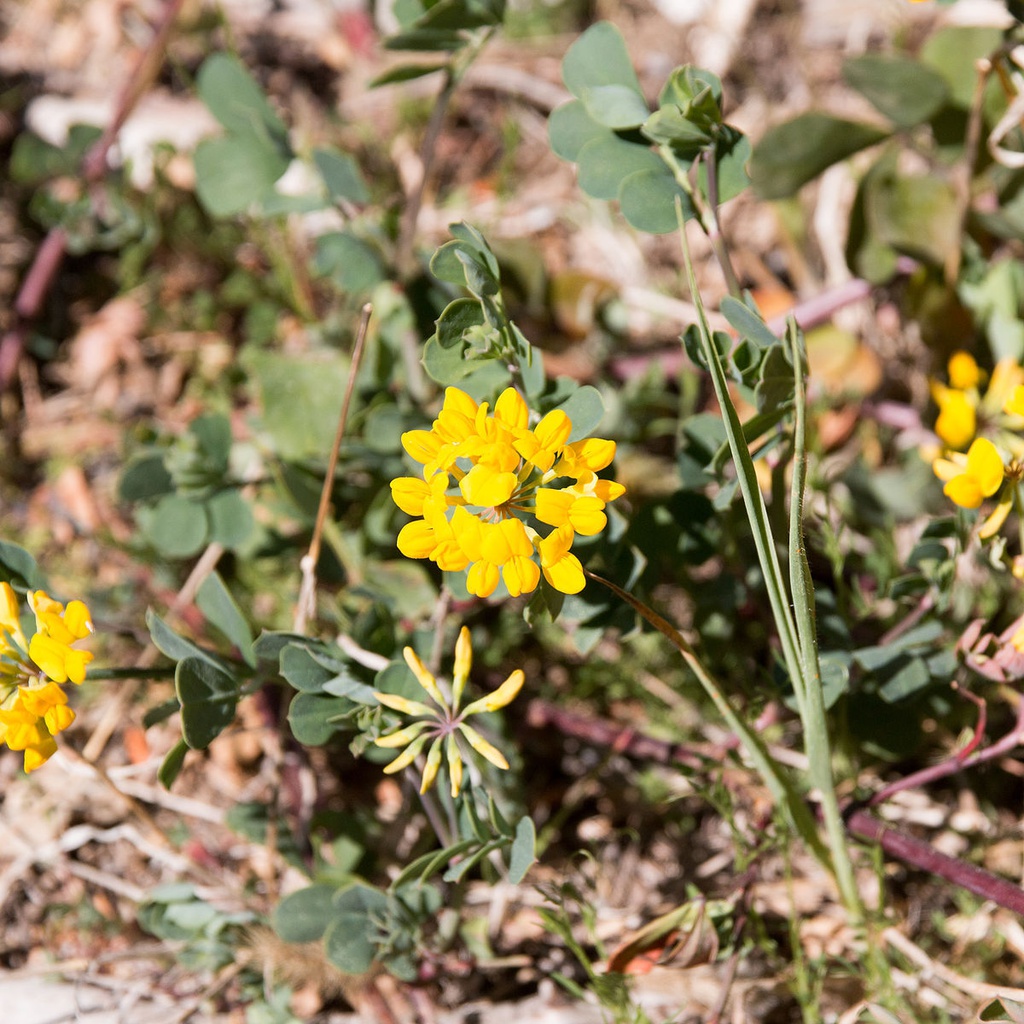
left=293, top=303, right=373, bottom=634
left=528, top=698, right=1024, bottom=918
left=0, top=0, right=187, bottom=391
left=945, top=56, right=994, bottom=286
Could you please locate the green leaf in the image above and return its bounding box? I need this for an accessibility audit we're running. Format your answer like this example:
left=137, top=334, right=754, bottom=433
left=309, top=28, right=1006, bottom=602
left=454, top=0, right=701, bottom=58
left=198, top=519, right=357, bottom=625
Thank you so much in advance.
left=562, top=22, right=645, bottom=126
left=370, top=62, right=447, bottom=87
left=579, top=84, right=649, bottom=130
left=313, top=232, right=384, bottom=294
left=436, top=297, right=486, bottom=349
left=158, top=739, right=189, bottom=789
left=548, top=100, right=609, bottom=162
left=618, top=166, right=695, bottom=233
left=190, top=413, right=232, bottom=470
left=576, top=135, right=664, bottom=202
left=877, top=655, right=932, bottom=703
left=720, top=296, right=779, bottom=349
left=642, top=105, right=711, bottom=157
left=281, top=644, right=340, bottom=694
left=196, top=53, right=288, bottom=143
left=508, top=816, right=536, bottom=884
left=313, top=146, right=369, bottom=204
left=176, top=657, right=240, bottom=749
left=273, top=884, right=339, bottom=943
left=555, top=385, right=606, bottom=441
left=196, top=572, right=255, bottom=666
left=383, top=28, right=466, bottom=52
left=865, top=168, right=960, bottom=267
left=194, top=133, right=290, bottom=217
left=288, top=692, right=352, bottom=745
left=243, top=349, right=350, bottom=461
left=842, top=55, right=949, bottom=129
left=324, top=884, right=389, bottom=973
left=206, top=489, right=255, bottom=550
left=750, top=113, right=889, bottom=200
left=430, top=239, right=499, bottom=294
left=9, top=124, right=102, bottom=184
left=141, top=494, right=208, bottom=558
left=920, top=26, right=1004, bottom=109
left=422, top=334, right=479, bottom=386
left=147, top=610, right=232, bottom=670
left=119, top=454, right=173, bottom=502
left=0, top=540, right=47, bottom=590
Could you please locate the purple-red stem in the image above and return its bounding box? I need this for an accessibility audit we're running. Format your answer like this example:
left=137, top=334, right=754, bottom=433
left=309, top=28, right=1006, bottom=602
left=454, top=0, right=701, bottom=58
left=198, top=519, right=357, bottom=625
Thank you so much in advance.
left=0, top=0, right=186, bottom=392
left=527, top=698, right=1024, bottom=917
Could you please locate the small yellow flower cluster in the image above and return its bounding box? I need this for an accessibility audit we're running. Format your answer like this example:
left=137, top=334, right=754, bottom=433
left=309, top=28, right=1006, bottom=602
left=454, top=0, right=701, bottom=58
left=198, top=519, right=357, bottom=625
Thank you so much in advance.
left=0, top=584, right=94, bottom=772
left=391, top=387, right=624, bottom=598
left=375, top=627, right=522, bottom=797
left=931, top=352, right=1024, bottom=536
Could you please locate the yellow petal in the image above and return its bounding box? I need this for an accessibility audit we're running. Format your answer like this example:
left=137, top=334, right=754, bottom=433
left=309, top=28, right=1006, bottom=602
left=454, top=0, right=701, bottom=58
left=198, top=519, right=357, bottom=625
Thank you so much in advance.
left=494, top=388, right=528, bottom=431
left=44, top=703, right=75, bottom=735
left=568, top=496, right=607, bottom=536
left=397, top=520, right=439, bottom=559
left=459, top=723, right=509, bottom=770
left=460, top=465, right=517, bottom=507
left=391, top=477, right=432, bottom=516
left=542, top=553, right=585, bottom=595
left=419, top=737, right=444, bottom=793
left=374, top=691, right=435, bottom=717
left=501, top=555, right=540, bottom=598
left=535, top=488, right=573, bottom=527
left=23, top=738, right=57, bottom=772
left=402, top=429, right=443, bottom=465
left=63, top=601, right=92, bottom=639
left=374, top=721, right=431, bottom=748
left=948, top=351, right=980, bottom=390
left=29, top=633, right=70, bottom=684
left=64, top=649, right=93, bottom=685
left=452, top=627, right=472, bottom=709
left=534, top=409, right=572, bottom=450
left=403, top=647, right=449, bottom=710
left=932, top=456, right=964, bottom=483
left=934, top=388, right=976, bottom=450
left=979, top=493, right=1013, bottom=539
left=467, top=561, right=500, bottom=598
left=381, top=733, right=429, bottom=775
left=565, top=437, right=616, bottom=473
left=1005, top=385, right=1024, bottom=418
left=944, top=475, right=984, bottom=509
left=965, top=437, right=1004, bottom=497
left=463, top=669, right=524, bottom=716
left=445, top=734, right=463, bottom=797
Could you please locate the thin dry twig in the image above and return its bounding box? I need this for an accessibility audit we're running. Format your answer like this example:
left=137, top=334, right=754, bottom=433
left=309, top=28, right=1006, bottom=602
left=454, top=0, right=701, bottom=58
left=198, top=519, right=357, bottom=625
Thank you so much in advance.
left=294, top=303, right=373, bottom=634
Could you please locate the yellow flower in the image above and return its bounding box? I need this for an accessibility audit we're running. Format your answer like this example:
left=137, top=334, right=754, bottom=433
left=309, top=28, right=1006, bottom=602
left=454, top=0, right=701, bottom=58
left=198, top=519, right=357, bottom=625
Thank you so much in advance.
left=391, top=386, right=623, bottom=598
left=373, top=626, right=523, bottom=797
left=931, top=353, right=1024, bottom=451
left=0, top=584, right=93, bottom=772
left=932, top=383, right=976, bottom=451
left=934, top=438, right=1005, bottom=509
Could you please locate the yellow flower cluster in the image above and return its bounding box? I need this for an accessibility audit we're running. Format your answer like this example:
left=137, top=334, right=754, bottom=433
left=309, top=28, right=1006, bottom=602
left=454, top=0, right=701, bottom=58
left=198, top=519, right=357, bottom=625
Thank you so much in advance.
left=0, top=584, right=94, bottom=772
left=931, top=352, right=1024, bottom=537
left=391, top=387, right=624, bottom=597
left=374, top=627, right=522, bottom=797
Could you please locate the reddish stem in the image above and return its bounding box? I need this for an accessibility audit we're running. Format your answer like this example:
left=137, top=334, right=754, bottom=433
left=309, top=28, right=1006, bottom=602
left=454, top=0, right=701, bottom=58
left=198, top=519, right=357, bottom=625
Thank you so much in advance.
left=0, top=0, right=186, bottom=391
left=527, top=698, right=1024, bottom=918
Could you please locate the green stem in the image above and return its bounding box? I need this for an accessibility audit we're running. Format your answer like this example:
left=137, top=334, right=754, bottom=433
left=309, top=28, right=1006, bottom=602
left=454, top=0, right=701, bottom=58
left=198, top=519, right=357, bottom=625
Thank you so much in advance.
left=677, top=216, right=807, bottom=716
left=786, top=320, right=863, bottom=923
left=587, top=570, right=829, bottom=864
